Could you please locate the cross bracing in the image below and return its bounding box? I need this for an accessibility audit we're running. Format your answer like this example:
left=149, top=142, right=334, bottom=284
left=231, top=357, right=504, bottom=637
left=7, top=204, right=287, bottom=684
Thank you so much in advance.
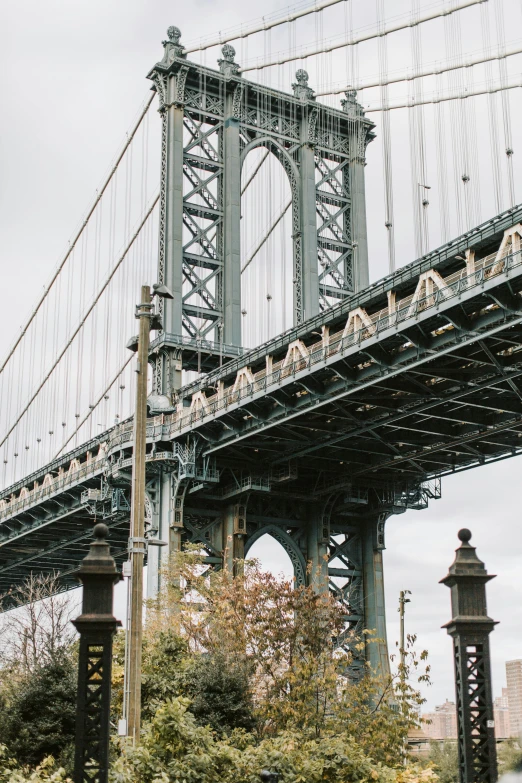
left=148, top=31, right=375, bottom=375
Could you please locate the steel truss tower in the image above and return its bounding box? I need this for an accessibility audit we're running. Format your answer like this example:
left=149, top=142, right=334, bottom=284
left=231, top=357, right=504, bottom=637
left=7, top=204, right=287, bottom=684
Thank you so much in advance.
left=144, top=27, right=389, bottom=675
left=147, top=26, right=375, bottom=389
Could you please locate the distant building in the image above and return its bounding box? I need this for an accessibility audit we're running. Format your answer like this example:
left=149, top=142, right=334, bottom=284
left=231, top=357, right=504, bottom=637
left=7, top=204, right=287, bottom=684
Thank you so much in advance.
left=506, top=659, right=522, bottom=737
left=422, top=700, right=457, bottom=739
left=494, top=688, right=511, bottom=739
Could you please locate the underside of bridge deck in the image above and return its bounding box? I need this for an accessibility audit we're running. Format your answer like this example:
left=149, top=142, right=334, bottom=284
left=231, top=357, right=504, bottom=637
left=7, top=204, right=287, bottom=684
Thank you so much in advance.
left=3, top=206, right=522, bottom=676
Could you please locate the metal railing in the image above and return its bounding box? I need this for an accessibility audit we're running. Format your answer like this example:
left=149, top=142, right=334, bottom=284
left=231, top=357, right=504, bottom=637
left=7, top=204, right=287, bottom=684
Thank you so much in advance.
left=1, top=247, right=520, bottom=522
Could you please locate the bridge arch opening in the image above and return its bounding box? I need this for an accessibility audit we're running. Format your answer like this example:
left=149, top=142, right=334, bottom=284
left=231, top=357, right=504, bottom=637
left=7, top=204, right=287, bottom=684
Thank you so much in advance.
left=245, top=523, right=307, bottom=586
left=240, top=142, right=295, bottom=348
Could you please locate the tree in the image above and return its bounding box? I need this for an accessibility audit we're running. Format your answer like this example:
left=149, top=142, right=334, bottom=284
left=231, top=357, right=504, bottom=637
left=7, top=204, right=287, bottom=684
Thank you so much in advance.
left=185, top=652, right=256, bottom=735
left=111, top=696, right=440, bottom=783
left=0, top=574, right=78, bottom=773
left=498, top=739, right=522, bottom=776
left=426, top=741, right=458, bottom=783
left=0, top=573, right=77, bottom=674
left=144, top=548, right=430, bottom=763
left=0, top=657, right=77, bottom=771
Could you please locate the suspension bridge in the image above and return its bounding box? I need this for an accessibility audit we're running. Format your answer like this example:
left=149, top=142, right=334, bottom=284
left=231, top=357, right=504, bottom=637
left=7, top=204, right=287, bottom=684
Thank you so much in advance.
left=2, top=0, right=522, bottom=674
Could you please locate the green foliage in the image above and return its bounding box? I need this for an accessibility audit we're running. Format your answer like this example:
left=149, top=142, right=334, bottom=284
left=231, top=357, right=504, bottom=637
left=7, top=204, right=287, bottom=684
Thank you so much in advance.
left=426, top=741, right=459, bottom=783
left=0, top=657, right=76, bottom=771
left=498, top=739, right=522, bottom=775
left=0, top=745, right=72, bottom=783
left=140, top=629, right=191, bottom=719
left=0, top=746, right=73, bottom=783
left=145, top=549, right=430, bottom=765
left=110, top=696, right=440, bottom=783
left=1, top=549, right=435, bottom=783
left=185, top=652, right=256, bottom=735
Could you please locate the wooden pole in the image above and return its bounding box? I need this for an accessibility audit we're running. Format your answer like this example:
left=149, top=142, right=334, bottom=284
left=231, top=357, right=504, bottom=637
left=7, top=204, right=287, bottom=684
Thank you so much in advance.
left=126, top=284, right=151, bottom=743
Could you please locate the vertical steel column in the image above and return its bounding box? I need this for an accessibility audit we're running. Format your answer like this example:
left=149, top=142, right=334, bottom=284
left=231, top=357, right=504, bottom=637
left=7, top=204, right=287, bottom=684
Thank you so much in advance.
left=163, top=75, right=184, bottom=340
left=300, top=137, right=320, bottom=322
left=342, top=90, right=372, bottom=293
left=148, top=30, right=186, bottom=397
left=73, top=523, right=121, bottom=783
left=293, top=70, right=319, bottom=323
left=350, top=161, right=370, bottom=293
left=441, top=529, right=498, bottom=783
left=146, top=469, right=172, bottom=599
left=222, top=502, right=246, bottom=574
left=156, top=71, right=184, bottom=395
left=361, top=515, right=390, bottom=676
left=222, top=78, right=242, bottom=347
left=306, top=507, right=328, bottom=591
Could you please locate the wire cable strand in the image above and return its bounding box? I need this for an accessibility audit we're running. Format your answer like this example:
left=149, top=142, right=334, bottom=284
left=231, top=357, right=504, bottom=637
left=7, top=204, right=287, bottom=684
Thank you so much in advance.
left=0, top=195, right=159, bottom=451
left=239, top=0, right=488, bottom=72
left=184, top=0, right=348, bottom=53
left=0, top=93, right=155, bottom=377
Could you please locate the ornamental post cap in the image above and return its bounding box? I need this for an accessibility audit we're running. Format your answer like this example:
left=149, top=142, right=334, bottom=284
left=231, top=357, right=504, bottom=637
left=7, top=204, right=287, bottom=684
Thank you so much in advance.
left=440, top=528, right=495, bottom=584
left=160, top=25, right=185, bottom=63
left=292, top=69, right=315, bottom=100
left=78, top=522, right=119, bottom=576
left=341, top=88, right=362, bottom=114
left=166, top=26, right=181, bottom=44
left=221, top=43, right=236, bottom=61
left=218, top=43, right=240, bottom=75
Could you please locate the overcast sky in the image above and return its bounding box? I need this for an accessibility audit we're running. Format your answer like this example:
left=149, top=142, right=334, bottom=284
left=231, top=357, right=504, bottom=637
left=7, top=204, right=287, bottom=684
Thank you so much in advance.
left=2, top=0, right=522, bottom=711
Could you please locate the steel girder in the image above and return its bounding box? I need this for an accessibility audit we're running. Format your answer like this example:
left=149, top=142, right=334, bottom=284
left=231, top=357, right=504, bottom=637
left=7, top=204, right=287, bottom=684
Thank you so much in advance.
left=2, top=207, right=522, bottom=627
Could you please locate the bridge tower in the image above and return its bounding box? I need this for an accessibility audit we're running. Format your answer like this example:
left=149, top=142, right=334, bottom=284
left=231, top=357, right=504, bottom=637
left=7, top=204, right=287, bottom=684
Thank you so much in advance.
left=145, top=27, right=385, bottom=674
left=147, top=26, right=375, bottom=393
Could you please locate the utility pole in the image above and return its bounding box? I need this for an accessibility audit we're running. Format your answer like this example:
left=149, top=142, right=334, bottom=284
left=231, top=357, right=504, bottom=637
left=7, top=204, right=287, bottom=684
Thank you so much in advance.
left=398, top=589, right=411, bottom=676
left=126, top=284, right=151, bottom=744
left=124, top=283, right=173, bottom=744
left=398, top=589, right=411, bottom=767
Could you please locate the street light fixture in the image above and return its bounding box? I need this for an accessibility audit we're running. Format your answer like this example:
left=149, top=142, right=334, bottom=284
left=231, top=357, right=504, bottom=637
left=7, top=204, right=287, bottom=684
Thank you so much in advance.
left=121, top=282, right=173, bottom=745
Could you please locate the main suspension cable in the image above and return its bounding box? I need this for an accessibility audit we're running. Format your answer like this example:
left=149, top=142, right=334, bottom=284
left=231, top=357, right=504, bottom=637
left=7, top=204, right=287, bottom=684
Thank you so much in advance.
left=184, top=0, right=348, bottom=53
left=364, top=76, right=522, bottom=112
left=316, top=39, right=522, bottom=95
left=239, top=0, right=488, bottom=72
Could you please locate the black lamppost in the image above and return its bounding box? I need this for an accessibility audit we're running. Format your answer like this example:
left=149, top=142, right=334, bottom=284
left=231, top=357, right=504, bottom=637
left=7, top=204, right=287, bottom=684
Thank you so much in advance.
left=440, top=529, right=498, bottom=783
left=73, top=523, right=121, bottom=783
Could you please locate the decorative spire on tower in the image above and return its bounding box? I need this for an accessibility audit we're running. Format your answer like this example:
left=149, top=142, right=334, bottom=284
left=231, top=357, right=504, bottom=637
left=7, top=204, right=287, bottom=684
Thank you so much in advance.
left=292, top=69, right=315, bottom=101
left=160, top=26, right=185, bottom=65
left=218, top=44, right=240, bottom=76
left=341, top=88, right=363, bottom=117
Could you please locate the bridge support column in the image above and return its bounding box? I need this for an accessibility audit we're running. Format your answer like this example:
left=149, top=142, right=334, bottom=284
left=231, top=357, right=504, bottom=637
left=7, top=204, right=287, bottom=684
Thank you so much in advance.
left=350, top=160, right=370, bottom=293
left=222, top=502, right=246, bottom=575
left=146, top=471, right=174, bottom=600
left=299, top=140, right=320, bottom=323
left=342, top=89, right=372, bottom=293
left=223, top=89, right=242, bottom=347
left=152, top=69, right=186, bottom=398
left=306, top=507, right=328, bottom=592
left=361, top=514, right=390, bottom=677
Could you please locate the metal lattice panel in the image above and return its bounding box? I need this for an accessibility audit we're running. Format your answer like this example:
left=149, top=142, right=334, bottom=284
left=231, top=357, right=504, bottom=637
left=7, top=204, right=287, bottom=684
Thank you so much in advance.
left=147, top=29, right=374, bottom=375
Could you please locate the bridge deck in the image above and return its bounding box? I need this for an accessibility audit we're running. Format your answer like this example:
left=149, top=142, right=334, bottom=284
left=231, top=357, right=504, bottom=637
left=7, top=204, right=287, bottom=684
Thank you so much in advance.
left=2, top=205, right=522, bottom=602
